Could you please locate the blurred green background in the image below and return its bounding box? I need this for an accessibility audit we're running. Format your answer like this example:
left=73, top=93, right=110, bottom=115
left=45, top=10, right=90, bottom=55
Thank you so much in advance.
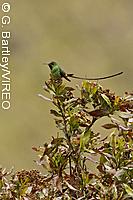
left=0, top=0, right=132, bottom=170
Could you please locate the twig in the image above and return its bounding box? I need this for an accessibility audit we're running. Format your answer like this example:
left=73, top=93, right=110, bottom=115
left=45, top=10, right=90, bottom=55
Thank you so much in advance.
left=37, top=94, right=52, bottom=102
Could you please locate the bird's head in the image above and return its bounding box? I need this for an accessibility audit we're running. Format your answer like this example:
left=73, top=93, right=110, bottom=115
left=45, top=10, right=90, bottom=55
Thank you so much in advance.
left=48, top=61, right=57, bottom=70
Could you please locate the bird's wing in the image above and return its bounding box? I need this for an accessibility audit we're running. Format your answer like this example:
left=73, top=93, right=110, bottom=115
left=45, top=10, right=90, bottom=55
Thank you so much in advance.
left=60, top=68, right=71, bottom=81
left=60, top=68, right=66, bottom=76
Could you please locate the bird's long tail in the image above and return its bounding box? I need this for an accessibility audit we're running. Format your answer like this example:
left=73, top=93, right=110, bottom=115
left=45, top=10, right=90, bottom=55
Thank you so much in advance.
left=67, top=71, right=123, bottom=81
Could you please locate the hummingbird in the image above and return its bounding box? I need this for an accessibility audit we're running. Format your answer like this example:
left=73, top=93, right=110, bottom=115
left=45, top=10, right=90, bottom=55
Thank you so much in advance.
left=44, top=61, right=123, bottom=82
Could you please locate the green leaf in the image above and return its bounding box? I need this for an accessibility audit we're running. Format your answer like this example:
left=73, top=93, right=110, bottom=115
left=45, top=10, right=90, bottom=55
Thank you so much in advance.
left=109, top=131, right=116, bottom=150
left=56, top=84, right=66, bottom=95
left=69, top=115, right=79, bottom=131
left=112, top=185, right=118, bottom=200
left=99, top=154, right=108, bottom=165
left=37, top=191, right=45, bottom=198
left=101, top=93, right=112, bottom=107
left=123, top=183, right=133, bottom=197
left=119, top=112, right=133, bottom=119
left=114, top=169, right=125, bottom=180
left=80, top=129, right=91, bottom=150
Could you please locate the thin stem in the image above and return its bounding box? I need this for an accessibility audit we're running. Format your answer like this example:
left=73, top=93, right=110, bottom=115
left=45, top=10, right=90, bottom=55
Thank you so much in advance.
left=57, top=99, right=72, bottom=176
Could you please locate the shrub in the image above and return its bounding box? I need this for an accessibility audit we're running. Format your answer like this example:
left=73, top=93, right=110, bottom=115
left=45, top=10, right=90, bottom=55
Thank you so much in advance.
left=0, top=77, right=133, bottom=199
